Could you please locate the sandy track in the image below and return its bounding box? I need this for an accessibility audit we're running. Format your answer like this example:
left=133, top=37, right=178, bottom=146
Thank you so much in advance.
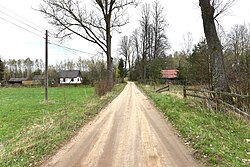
left=42, top=82, right=199, bottom=167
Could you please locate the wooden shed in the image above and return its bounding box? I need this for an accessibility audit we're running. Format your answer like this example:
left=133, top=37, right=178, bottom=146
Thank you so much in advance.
left=161, top=70, right=178, bottom=79
left=8, top=78, right=28, bottom=85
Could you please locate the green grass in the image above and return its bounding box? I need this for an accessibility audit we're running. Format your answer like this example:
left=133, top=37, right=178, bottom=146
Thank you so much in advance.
left=0, top=84, right=125, bottom=167
left=139, top=84, right=250, bottom=167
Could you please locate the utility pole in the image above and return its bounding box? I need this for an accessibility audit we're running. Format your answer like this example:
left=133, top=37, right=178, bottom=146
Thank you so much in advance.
left=45, top=30, right=48, bottom=102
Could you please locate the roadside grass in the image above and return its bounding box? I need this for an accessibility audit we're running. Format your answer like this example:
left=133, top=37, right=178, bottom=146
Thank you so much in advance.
left=0, top=83, right=125, bottom=167
left=139, top=84, right=250, bottom=167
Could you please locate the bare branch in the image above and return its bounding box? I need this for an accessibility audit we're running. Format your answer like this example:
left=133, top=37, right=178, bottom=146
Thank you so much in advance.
left=39, top=0, right=138, bottom=81
left=212, top=0, right=235, bottom=19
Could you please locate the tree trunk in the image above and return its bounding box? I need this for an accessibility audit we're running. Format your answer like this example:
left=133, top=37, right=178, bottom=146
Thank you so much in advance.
left=143, top=60, right=147, bottom=84
left=106, top=14, right=113, bottom=86
left=199, top=0, right=230, bottom=93
left=128, top=57, right=131, bottom=80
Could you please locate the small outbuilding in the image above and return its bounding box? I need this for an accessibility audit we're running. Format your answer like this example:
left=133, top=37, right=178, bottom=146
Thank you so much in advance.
left=161, top=69, right=179, bottom=83
left=58, top=70, right=83, bottom=84
left=8, top=78, right=28, bottom=85
left=32, top=75, right=45, bottom=85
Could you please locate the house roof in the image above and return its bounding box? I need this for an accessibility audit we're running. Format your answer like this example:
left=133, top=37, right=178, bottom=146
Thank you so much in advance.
left=33, top=75, right=45, bottom=80
left=161, top=70, right=178, bottom=79
left=58, top=70, right=81, bottom=78
left=9, top=78, right=28, bottom=82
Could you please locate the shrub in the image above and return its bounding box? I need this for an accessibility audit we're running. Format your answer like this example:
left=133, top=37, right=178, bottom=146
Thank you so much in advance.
left=94, top=80, right=114, bottom=97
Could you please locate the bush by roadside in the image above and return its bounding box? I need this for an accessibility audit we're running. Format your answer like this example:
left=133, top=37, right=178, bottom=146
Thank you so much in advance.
left=94, top=80, right=115, bottom=97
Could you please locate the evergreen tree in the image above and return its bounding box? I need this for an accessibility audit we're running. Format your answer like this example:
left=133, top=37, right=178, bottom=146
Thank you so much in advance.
left=187, top=40, right=210, bottom=84
left=118, top=59, right=125, bottom=82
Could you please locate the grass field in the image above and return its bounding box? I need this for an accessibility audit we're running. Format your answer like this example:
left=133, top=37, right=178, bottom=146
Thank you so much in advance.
left=139, top=84, right=250, bottom=166
left=0, top=84, right=125, bottom=166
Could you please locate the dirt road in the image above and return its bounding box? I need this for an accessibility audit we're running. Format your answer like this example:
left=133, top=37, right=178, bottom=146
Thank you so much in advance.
left=42, top=82, right=199, bottom=167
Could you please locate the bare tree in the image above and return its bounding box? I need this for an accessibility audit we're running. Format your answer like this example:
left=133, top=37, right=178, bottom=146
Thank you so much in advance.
left=23, top=58, right=34, bottom=79
left=227, top=24, right=249, bottom=58
left=17, top=59, right=23, bottom=77
left=39, top=0, right=137, bottom=83
left=181, top=32, right=193, bottom=55
left=199, top=0, right=234, bottom=93
left=131, top=29, right=141, bottom=62
left=118, top=35, right=132, bottom=79
left=226, top=24, right=250, bottom=95
left=140, top=3, right=151, bottom=83
left=152, top=0, right=169, bottom=59
left=210, top=0, right=235, bottom=20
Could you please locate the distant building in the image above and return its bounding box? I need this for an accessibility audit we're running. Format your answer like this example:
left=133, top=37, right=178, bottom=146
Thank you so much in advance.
left=161, top=69, right=179, bottom=83
left=32, top=75, right=45, bottom=85
left=161, top=69, right=178, bottom=79
left=58, top=70, right=82, bottom=84
left=8, top=76, right=45, bottom=86
left=8, top=78, right=28, bottom=85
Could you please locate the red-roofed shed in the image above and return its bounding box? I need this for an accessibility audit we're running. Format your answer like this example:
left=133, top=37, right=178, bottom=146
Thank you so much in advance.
left=161, top=70, right=178, bottom=79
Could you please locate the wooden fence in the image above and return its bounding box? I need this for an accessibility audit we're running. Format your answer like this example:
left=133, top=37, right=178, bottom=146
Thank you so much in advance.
left=156, top=85, right=170, bottom=93
left=183, top=85, right=250, bottom=119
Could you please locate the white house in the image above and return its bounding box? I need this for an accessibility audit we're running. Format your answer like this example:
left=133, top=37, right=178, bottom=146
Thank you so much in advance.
left=58, top=70, right=82, bottom=84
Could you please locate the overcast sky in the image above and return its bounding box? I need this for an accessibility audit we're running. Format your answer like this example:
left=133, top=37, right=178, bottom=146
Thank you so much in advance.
left=0, top=0, right=250, bottom=65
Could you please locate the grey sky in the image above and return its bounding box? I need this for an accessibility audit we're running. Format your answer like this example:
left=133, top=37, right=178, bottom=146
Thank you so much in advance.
left=0, top=0, right=250, bottom=64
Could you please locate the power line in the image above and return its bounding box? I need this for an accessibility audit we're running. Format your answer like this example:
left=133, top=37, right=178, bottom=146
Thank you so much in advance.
left=0, top=10, right=44, bottom=35
left=0, top=4, right=46, bottom=34
left=0, top=5, right=100, bottom=60
left=49, top=42, right=96, bottom=56
left=51, top=42, right=83, bottom=58
left=48, top=36, right=84, bottom=57
left=0, top=15, right=44, bottom=39
left=0, top=12, right=97, bottom=58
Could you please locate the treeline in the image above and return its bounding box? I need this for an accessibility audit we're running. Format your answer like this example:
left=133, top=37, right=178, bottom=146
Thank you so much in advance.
left=0, top=56, right=111, bottom=85
left=3, top=58, right=44, bottom=79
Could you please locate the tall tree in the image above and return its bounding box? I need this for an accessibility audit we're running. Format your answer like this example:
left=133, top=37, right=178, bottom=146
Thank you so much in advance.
left=130, top=29, right=141, bottom=80
left=188, top=40, right=210, bottom=83
left=23, top=58, right=34, bottom=79
left=132, top=29, right=140, bottom=62
left=34, top=59, right=44, bottom=75
left=227, top=24, right=249, bottom=58
left=118, top=35, right=132, bottom=79
left=152, top=0, right=169, bottom=59
left=225, top=24, right=250, bottom=94
left=181, top=32, right=193, bottom=55
left=118, top=58, right=125, bottom=82
left=199, top=0, right=233, bottom=92
left=86, top=58, right=107, bottom=82
left=140, top=3, right=151, bottom=83
left=39, top=0, right=137, bottom=84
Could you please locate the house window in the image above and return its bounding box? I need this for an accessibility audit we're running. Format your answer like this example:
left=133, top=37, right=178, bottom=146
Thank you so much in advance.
left=78, top=78, right=80, bottom=82
left=63, top=78, right=66, bottom=82
left=71, top=78, right=74, bottom=82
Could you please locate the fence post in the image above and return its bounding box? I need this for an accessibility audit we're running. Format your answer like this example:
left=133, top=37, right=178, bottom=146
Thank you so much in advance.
left=215, top=91, right=221, bottom=111
left=183, top=82, right=187, bottom=98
